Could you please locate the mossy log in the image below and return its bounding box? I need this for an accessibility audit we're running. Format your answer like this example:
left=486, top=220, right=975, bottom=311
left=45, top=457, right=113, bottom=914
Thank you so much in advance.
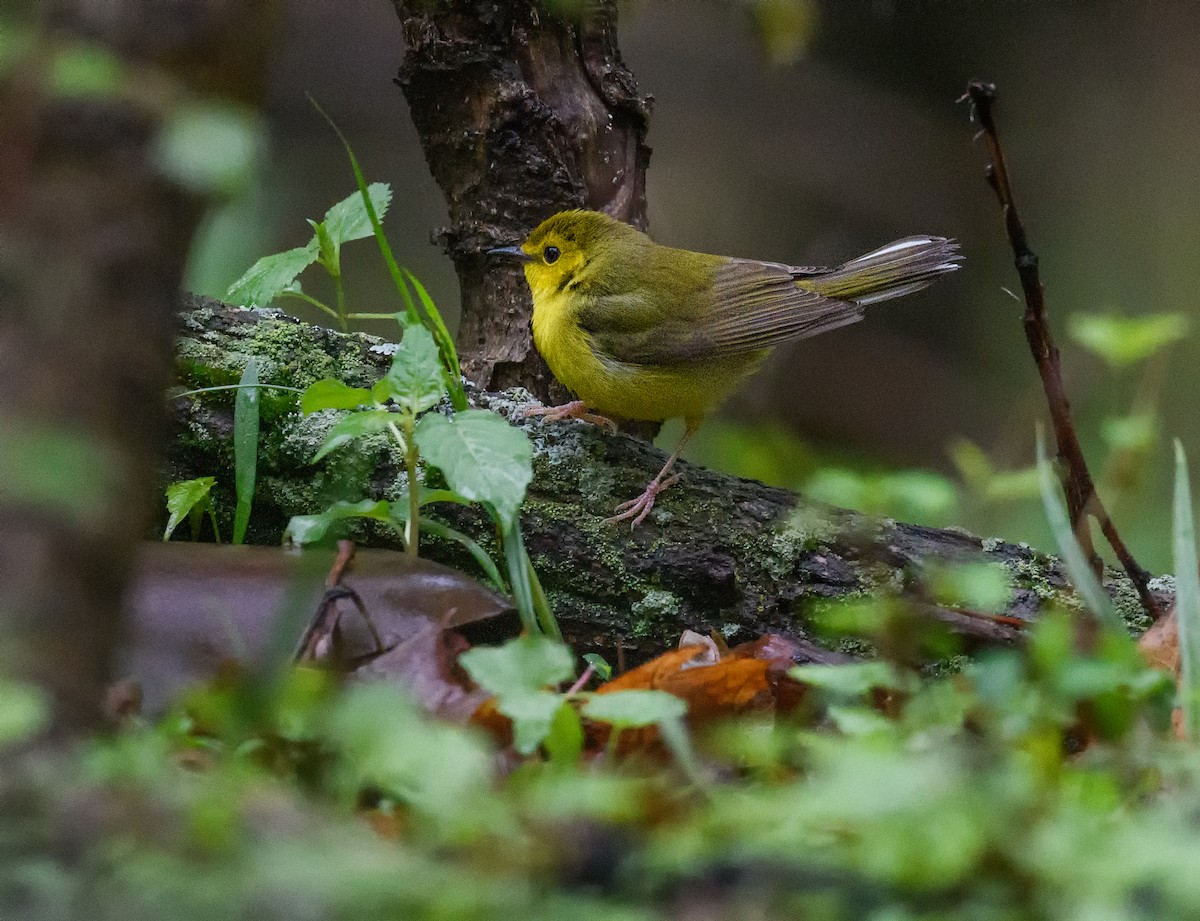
left=166, top=297, right=1168, bottom=663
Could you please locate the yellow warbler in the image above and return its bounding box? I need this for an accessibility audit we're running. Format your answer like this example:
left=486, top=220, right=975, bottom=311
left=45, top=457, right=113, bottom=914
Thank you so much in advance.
left=492, top=210, right=959, bottom=526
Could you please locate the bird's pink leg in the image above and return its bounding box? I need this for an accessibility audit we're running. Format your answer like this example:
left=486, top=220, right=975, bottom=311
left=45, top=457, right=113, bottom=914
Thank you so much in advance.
left=523, top=400, right=617, bottom=433
left=604, top=419, right=700, bottom=528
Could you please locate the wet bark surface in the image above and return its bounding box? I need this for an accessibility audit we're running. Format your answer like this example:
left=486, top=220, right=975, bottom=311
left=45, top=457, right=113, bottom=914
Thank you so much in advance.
left=392, top=0, right=651, bottom=398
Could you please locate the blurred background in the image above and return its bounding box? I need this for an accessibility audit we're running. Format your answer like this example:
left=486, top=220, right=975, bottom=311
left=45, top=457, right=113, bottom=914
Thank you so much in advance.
left=185, top=0, right=1200, bottom=572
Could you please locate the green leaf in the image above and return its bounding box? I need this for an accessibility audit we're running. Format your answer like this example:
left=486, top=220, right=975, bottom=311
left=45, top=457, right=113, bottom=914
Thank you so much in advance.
left=152, top=101, right=266, bottom=197
left=321, top=183, right=392, bottom=251
left=226, top=241, right=319, bottom=308
left=789, top=662, right=910, bottom=698
left=1068, top=312, right=1189, bottom=368
left=283, top=498, right=395, bottom=546
left=232, top=361, right=260, bottom=545
left=415, top=409, right=533, bottom=529
left=1174, top=439, right=1200, bottom=738
left=499, top=691, right=567, bottom=756
left=403, top=268, right=468, bottom=412
left=312, top=410, right=396, bottom=462
left=458, top=636, right=575, bottom=698
left=300, top=378, right=373, bottom=414
left=1035, top=428, right=1123, bottom=630
left=582, top=690, right=688, bottom=729
left=543, top=700, right=585, bottom=764
left=164, top=477, right=216, bottom=541
left=380, top=322, right=445, bottom=414
left=582, top=653, right=614, bottom=682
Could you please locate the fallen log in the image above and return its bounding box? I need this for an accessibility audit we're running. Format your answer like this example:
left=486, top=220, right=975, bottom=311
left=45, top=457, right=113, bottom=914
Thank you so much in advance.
left=162, top=296, right=1168, bottom=665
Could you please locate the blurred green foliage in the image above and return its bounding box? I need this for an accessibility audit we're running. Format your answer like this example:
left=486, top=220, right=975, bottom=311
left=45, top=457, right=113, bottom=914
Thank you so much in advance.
left=3, top=582, right=1196, bottom=919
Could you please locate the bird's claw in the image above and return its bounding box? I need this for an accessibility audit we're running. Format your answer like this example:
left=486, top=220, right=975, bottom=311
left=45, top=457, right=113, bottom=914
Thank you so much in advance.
left=603, top=474, right=681, bottom=529
left=522, top=400, right=617, bottom=433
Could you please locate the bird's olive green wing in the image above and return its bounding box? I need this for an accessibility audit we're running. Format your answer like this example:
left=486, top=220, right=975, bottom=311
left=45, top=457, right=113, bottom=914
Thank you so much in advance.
left=579, top=257, right=863, bottom=366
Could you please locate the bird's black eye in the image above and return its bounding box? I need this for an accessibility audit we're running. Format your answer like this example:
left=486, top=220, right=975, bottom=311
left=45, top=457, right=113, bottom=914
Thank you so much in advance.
left=543, top=245, right=561, bottom=264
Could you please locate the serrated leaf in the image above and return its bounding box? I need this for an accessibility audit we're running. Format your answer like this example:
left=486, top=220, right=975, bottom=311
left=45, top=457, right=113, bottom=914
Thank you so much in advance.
left=458, top=636, right=575, bottom=698
left=283, top=498, right=395, bottom=546
left=312, top=410, right=396, bottom=462
left=226, top=242, right=319, bottom=308
left=415, top=409, right=533, bottom=529
left=380, top=323, right=445, bottom=414
left=582, top=690, right=688, bottom=728
left=163, top=477, right=216, bottom=541
left=300, top=378, right=373, bottom=414
left=322, top=182, right=392, bottom=249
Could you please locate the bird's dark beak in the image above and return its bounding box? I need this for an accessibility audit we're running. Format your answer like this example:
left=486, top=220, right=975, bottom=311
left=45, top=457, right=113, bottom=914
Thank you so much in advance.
left=488, top=245, right=534, bottom=263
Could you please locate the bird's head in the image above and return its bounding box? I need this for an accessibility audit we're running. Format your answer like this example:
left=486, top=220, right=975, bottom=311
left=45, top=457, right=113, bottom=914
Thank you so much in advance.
left=490, top=210, right=637, bottom=304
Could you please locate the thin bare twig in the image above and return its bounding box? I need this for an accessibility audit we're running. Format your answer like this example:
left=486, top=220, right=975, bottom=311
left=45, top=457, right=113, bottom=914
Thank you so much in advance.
left=963, top=80, right=1160, bottom=622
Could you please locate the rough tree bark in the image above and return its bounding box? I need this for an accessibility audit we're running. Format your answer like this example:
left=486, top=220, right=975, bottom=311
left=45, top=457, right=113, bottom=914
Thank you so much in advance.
left=392, top=0, right=651, bottom=398
left=0, top=2, right=276, bottom=736
left=165, top=299, right=1170, bottom=668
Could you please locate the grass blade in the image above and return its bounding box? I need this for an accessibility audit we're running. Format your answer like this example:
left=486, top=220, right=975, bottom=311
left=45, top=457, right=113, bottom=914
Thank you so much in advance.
left=232, top=359, right=260, bottom=544
left=1173, top=438, right=1200, bottom=737
left=404, top=268, right=467, bottom=411
left=419, top=518, right=507, bottom=592
left=1035, top=427, right=1123, bottom=630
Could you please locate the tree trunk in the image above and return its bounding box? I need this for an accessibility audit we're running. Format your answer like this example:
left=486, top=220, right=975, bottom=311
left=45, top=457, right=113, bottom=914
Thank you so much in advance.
left=164, top=299, right=1170, bottom=668
left=0, top=3, right=276, bottom=736
left=392, top=0, right=651, bottom=398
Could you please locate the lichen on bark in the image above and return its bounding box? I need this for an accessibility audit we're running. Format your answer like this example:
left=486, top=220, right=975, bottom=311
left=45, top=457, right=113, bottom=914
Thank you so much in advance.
left=166, top=299, right=1169, bottom=662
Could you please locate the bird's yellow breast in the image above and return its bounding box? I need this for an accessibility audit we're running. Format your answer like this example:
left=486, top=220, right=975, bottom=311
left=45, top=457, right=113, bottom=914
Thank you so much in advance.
left=529, top=281, right=764, bottom=423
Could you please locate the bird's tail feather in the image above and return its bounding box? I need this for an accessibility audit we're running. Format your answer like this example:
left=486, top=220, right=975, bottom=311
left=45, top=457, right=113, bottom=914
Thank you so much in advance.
left=806, top=236, right=961, bottom=306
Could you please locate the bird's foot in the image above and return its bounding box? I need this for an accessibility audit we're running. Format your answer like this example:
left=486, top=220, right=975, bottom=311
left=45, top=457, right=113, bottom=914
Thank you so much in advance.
left=604, top=474, right=682, bottom=529
left=523, top=400, right=617, bottom=433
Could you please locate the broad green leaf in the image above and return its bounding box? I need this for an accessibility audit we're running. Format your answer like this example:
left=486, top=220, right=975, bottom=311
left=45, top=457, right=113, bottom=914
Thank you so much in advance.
left=312, top=410, right=396, bottom=462
left=321, top=182, right=392, bottom=250
left=232, top=360, right=260, bottom=544
left=283, top=498, right=394, bottom=546
left=458, top=636, right=575, bottom=698
left=226, top=241, right=319, bottom=308
left=498, top=691, right=566, bottom=756
left=1174, top=439, right=1200, bottom=738
left=582, top=690, right=688, bottom=729
left=300, top=378, right=373, bottom=414
left=380, top=322, right=445, bottom=414
left=415, top=409, right=533, bottom=529
left=1035, top=428, right=1122, bottom=630
left=152, top=101, right=266, bottom=196
left=543, top=700, right=585, bottom=764
left=1068, top=312, right=1188, bottom=368
left=164, top=477, right=216, bottom=541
